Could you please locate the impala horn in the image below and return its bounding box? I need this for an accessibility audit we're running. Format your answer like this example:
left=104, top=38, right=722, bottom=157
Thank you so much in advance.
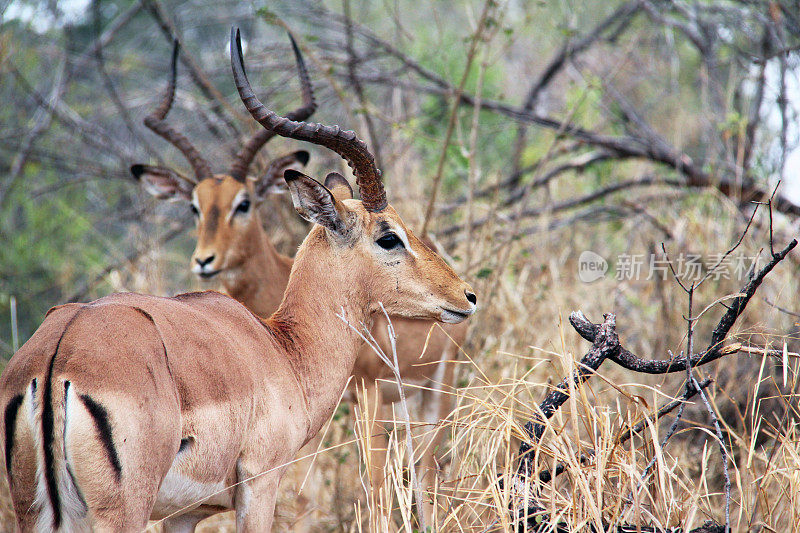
left=144, top=40, right=213, bottom=182
left=230, top=27, right=387, bottom=212
left=229, top=33, right=317, bottom=182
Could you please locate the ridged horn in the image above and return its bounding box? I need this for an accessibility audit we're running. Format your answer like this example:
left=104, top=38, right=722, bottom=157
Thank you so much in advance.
left=144, top=40, right=212, bottom=182
left=230, top=27, right=387, bottom=212
left=229, top=33, right=317, bottom=182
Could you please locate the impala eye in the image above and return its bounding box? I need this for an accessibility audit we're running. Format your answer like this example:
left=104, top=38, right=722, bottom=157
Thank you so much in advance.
left=235, top=199, right=251, bottom=214
left=190, top=204, right=199, bottom=217
left=376, top=233, right=403, bottom=250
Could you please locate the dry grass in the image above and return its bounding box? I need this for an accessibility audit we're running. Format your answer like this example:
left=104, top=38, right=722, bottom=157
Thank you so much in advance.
left=365, top=343, right=800, bottom=531
left=4, top=5, right=799, bottom=527
left=2, top=177, right=798, bottom=532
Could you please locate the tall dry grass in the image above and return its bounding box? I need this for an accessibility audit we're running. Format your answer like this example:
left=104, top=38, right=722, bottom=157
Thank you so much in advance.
left=2, top=144, right=797, bottom=533
left=1, top=182, right=797, bottom=533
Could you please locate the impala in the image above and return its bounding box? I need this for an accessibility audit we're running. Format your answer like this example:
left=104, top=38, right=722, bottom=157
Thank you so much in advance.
left=134, top=32, right=468, bottom=524
left=131, top=36, right=317, bottom=531
left=131, top=36, right=315, bottom=314
left=0, top=28, right=476, bottom=532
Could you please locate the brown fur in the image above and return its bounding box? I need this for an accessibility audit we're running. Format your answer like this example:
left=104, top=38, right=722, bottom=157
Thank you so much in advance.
left=154, top=172, right=467, bottom=522
left=0, top=185, right=475, bottom=531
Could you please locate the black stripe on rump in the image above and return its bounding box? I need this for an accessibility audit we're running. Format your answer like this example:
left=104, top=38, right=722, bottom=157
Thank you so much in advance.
left=62, top=382, right=87, bottom=515
left=78, top=394, right=122, bottom=481
left=43, top=323, right=75, bottom=529
left=42, top=307, right=85, bottom=529
left=3, top=393, right=24, bottom=479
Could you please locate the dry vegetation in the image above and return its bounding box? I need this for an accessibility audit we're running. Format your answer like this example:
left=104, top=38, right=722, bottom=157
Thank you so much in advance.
left=2, top=0, right=800, bottom=531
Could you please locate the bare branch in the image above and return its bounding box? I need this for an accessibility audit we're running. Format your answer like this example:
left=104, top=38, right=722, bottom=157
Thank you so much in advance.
left=7, top=64, right=132, bottom=164
left=92, top=0, right=162, bottom=163
left=143, top=0, right=245, bottom=133
left=343, top=0, right=383, bottom=170
left=568, top=239, right=797, bottom=374
left=510, top=1, right=640, bottom=179
left=65, top=221, right=191, bottom=303
left=419, top=0, right=496, bottom=235
left=0, top=52, right=67, bottom=210
left=440, top=175, right=683, bottom=237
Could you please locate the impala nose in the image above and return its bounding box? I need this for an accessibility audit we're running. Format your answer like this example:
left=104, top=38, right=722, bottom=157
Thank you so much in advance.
left=195, top=255, right=215, bottom=268
left=465, top=291, right=477, bottom=306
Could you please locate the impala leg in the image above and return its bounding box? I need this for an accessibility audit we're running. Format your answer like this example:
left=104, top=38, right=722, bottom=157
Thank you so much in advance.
left=235, top=468, right=281, bottom=533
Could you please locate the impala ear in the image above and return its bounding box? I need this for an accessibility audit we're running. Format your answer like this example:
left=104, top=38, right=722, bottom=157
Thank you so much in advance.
left=284, top=169, right=351, bottom=236
left=131, top=164, right=194, bottom=201
left=323, top=172, right=353, bottom=201
left=253, top=150, right=310, bottom=199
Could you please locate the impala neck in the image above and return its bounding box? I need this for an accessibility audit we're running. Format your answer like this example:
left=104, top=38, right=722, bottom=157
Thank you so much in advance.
left=221, top=220, right=292, bottom=318
left=267, top=229, right=373, bottom=439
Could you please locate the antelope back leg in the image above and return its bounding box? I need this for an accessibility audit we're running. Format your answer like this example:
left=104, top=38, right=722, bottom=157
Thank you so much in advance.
left=235, top=463, right=282, bottom=532
left=64, top=389, right=180, bottom=531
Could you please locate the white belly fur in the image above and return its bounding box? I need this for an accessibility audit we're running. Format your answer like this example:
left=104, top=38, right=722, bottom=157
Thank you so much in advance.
left=150, top=463, right=233, bottom=519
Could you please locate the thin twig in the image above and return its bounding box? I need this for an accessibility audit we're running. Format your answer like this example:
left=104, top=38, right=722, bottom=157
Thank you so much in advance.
left=419, top=0, right=495, bottom=235
left=0, top=52, right=67, bottom=210
left=343, top=0, right=383, bottom=170
left=92, top=0, right=162, bottom=163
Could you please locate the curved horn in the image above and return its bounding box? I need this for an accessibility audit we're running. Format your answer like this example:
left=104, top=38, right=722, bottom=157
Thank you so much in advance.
left=144, top=40, right=213, bottom=182
left=229, top=33, right=317, bottom=182
left=230, top=28, right=387, bottom=212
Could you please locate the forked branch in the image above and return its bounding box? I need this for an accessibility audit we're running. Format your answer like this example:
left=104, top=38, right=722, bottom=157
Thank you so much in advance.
left=569, top=238, right=797, bottom=374
left=510, top=229, right=796, bottom=531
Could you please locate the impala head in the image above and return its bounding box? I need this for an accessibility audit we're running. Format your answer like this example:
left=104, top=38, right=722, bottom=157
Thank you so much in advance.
left=231, top=28, right=476, bottom=322
left=131, top=36, right=316, bottom=280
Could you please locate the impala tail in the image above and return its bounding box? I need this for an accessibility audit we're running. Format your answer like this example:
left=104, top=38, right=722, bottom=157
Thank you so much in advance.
left=33, top=372, right=91, bottom=532
left=2, top=305, right=95, bottom=532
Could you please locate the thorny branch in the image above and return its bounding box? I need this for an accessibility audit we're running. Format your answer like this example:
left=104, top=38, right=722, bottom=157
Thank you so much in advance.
left=531, top=314, right=620, bottom=443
